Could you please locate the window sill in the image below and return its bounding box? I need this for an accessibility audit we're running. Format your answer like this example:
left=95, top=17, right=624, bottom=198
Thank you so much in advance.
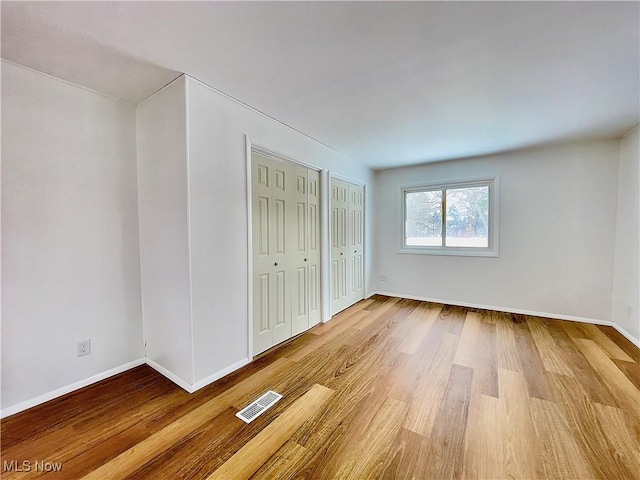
left=398, top=247, right=499, bottom=258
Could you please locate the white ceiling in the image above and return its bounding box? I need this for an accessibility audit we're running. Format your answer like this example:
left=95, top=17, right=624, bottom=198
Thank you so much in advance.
left=2, top=1, right=638, bottom=169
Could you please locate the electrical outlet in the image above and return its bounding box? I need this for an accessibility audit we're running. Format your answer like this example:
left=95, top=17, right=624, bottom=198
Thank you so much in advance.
left=77, top=339, right=91, bottom=357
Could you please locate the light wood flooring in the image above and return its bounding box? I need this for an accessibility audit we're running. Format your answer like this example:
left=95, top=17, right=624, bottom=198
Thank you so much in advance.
left=2, top=296, right=639, bottom=479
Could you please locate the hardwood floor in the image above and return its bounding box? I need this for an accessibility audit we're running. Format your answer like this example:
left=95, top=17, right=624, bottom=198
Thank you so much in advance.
left=2, top=296, right=639, bottom=479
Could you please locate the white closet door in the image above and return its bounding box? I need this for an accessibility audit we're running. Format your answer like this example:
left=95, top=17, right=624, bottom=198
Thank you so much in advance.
left=291, top=165, right=309, bottom=336
left=348, top=183, right=365, bottom=306
left=307, top=169, right=321, bottom=328
left=331, top=178, right=350, bottom=315
left=252, top=152, right=322, bottom=355
left=252, top=153, right=293, bottom=355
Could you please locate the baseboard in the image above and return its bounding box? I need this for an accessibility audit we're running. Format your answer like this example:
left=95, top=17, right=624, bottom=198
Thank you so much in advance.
left=371, top=290, right=640, bottom=348
left=191, top=358, right=250, bottom=391
left=146, top=357, right=252, bottom=393
left=0, top=358, right=145, bottom=419
left=145, top=358, right=194, bottom=392
left=610, top=323, right=640, bottom=349
left=2, top=355, right=254, bottom=419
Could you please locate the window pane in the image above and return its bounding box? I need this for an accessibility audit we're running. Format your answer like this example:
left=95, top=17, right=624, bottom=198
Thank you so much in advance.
left=445, top=186, right=489, bottom=247
left=405, top=190, right=442, bottom=246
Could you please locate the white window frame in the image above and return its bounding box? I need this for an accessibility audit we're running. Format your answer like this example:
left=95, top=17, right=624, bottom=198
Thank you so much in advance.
left=399, top=176, right=500, bottom=257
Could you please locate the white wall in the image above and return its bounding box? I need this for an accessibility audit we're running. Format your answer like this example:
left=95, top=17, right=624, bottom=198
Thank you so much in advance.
left=186, top=77, right=373, bottom=383
left=373, top=141, right=620, bottom=323
left=1, top=62, right=143, bottom=414
left=612, top=126, right=639, bottom=342
left=136, top=77, right=194, bottom=385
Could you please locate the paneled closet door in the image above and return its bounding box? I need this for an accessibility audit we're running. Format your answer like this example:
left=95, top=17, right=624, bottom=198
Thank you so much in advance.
left=347, top=183, right=365, bottom=306
left=252, top=153, right=293, bottom=355
left=331, top=178, right=350, bottom=315
left=331, top=178, right=365, bottom=316
left=307, top=169, right=321, bottom=328
left=252, top=152, right=322, bottom=356
left=291, top=165, right=309, bottom=336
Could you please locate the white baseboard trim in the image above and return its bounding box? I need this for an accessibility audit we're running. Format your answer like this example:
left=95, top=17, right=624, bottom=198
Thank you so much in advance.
left=610, top=323, right=640, bottom=349
left=145, top=358, right=194, bottom=392
left=0, top=358, right=145, bottom=419
left=371, top=291, right=640, bottom=348
left=191, top=358, right=250, bottom=392
left=2, top=355, right=254, bottom=419
left=146, top=357, right=252, bottom=393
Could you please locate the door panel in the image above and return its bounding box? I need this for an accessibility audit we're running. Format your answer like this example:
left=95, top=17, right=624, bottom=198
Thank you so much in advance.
left=330, top=178, right=349, bottom=315
left=257, top=274, right=269, bottom=333
left=331, top=178, right=364, bottom=315
left=307, top=168, right=321, bottom=327
left=253, top=153, right=293, bottom=354
left=348, top=183, right=365, bottom=306
left=253, top=152, right=323, bottom=353
left=291, top=166, right=308, bottom=336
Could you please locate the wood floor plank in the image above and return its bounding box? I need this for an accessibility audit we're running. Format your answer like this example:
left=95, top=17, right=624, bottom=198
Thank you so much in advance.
left=573, top=338, right=640, bottom=414
left=3, top=299, right=639, bottom=480
left=472, top=318, right=499, bottom=397
left=420, top=363, right=473, bottom=480
left=440, top=304, right=468, bottom=336
left=403, top=333, right=458, bottom=435
left=529, top=397, right=593, bottom=480
left=1, top=366, right=172, bottom=448
left=80, top=358, right=294, bottom=479
left=285, top=322, right=359, bottom=362
left=592, top=402, right=640, bottom=476
left=123, top=408, right=244, bottom=480
left=350, top=296, right=401, bottom=330
left=549, top=372, right=637, bottom=480
left=379, top=428, right=426, bottom=480
left=250, top=440, right=307, bottom=480
left=545, top=321, right=619, bottom=407
left=498, top=368, right=545, bottom=480
left=206, top=384, right=333, bottom=480
left=400, top=303, right=443, bottom=355
left=580, top=323, right=635, bottom=362
left=310, top=299, right=373, bottom=335
left=394, top=303, right=442, bottom=355
left=332, top=397, right=409, bottom=479
left=613, top=358, right=640, bottom=390
left=597, top=325, right=640, bottom=362
left=493, top=311, right=522, bottom=372
left=528, top=316, right=575, bottom=376
left=347, top=298, right=417, bottom=344
left=462, top=393, right=504, bottom=480
left=561, top=320, right=594, bottom=340
left=514, top=320, right=555, bottom=400
left=454, top=312, right=483, bottom=367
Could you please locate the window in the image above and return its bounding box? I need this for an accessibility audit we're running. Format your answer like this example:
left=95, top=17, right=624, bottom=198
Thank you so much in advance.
left=400, top=177, right=499, bottom=256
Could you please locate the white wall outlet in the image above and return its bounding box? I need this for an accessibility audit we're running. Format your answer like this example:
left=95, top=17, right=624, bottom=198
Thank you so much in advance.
left=627, top=305, right=633, bottom=318
left=380, top=275, right=387, bottom=282
left=77, top=339, right=91, bottom=357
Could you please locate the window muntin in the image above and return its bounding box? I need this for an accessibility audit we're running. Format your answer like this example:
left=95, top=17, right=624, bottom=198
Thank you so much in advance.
left=401, top=179, right=497, bottom=256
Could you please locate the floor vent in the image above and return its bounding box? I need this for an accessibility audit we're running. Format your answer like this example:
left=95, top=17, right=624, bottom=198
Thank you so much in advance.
left=236, top=390, right=282, bottom=423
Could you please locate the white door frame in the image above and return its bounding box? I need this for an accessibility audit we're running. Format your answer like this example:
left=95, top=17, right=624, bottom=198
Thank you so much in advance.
left=245, top=135, right=326, bottom=360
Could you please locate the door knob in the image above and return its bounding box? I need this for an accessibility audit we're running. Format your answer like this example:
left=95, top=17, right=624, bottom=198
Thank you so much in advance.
left=274, top=262, right=278, bottom=266
left=304, top=258, right=307, bottom=262
left=340, top=252, right=343, bottom=256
